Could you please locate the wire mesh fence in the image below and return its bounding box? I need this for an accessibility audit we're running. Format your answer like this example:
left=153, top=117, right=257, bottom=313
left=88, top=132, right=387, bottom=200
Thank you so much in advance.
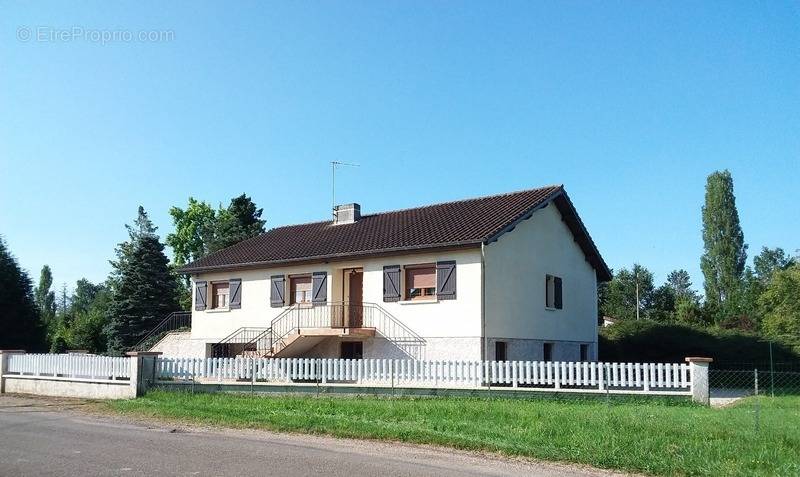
left=711, top=361, right=800, bottom=398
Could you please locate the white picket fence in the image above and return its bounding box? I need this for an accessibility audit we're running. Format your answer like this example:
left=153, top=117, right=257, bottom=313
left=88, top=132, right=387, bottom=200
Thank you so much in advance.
left=157, top=357, right=692, bottom=395
left=6, top=353, right=131, bottom=381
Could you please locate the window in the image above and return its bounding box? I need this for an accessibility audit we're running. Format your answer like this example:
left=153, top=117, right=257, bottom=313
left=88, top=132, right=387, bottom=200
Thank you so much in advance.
left=495, top=341, right=507, bottom=362
left=545, top=275, right=563, bottom=309
left=341, top=341, right=363, bottom=359
left=405, top=264, right=436, bottom=300
left=290, top=275, right=312, bottom=305
left=543, top=342, right=553, bottom=362
left=211, top=282, right=229, bottom=309
left=580, top=344, right=589, bottom=361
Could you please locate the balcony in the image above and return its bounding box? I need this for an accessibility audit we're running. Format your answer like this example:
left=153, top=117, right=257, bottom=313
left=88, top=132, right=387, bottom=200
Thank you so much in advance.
left=223, top=301, right=425, bottom=359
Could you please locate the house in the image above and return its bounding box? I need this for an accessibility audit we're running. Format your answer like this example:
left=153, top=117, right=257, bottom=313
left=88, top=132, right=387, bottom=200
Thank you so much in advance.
left=601, top=316, right=617, bottom=328
left=169, top=185, right=611, bottom=362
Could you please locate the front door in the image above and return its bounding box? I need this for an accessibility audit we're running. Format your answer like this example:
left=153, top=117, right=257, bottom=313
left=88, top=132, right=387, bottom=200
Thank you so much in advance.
left=347, top=269, right=363, bottom=327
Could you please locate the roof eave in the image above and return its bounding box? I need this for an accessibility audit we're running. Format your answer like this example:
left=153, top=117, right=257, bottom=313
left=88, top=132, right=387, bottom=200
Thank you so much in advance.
left=176, top=241, right=483, bottom=275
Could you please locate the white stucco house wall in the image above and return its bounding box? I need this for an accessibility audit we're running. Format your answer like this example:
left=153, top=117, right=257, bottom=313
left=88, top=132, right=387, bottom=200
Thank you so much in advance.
left=172, top=185, right=611, bottom=361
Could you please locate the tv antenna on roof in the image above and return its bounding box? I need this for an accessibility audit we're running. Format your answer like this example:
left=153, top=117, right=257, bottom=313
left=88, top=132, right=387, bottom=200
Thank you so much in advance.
left=331, top=161, right=360, bottom=218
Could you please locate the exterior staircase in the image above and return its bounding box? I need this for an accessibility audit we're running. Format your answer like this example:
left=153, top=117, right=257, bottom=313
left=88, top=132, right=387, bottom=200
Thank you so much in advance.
left=235, top=302, right=425, bottom=359
left=130, top=311, right=191, bottom=352
left=210, top=327, right=269, bottom=357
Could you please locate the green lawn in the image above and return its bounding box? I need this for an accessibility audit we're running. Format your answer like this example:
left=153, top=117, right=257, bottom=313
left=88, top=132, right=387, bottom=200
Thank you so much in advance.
left=109, top=391, right=800, bottom=476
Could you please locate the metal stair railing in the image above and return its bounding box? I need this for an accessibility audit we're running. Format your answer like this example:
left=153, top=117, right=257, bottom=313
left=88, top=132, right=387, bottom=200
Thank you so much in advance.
left=211, top=327, right=270, bottom=357
left=243, top=302, right=426, bottom=358
left=130, top=311, right=191, bottom=352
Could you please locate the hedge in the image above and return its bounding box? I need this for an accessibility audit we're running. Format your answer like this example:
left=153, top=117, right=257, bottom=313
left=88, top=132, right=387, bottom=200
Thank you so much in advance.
left=599, top=320, right=800, bottom=367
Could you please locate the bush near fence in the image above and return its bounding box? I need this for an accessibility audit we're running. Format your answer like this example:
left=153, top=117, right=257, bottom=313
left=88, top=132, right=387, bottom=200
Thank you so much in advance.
left=600, top=320, right=800, bottom=363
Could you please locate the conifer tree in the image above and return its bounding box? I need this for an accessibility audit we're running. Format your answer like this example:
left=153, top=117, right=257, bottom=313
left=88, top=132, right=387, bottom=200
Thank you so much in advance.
left=105, top=207, right=180, bottom=354
left=0, top=237, right=45, bottom=350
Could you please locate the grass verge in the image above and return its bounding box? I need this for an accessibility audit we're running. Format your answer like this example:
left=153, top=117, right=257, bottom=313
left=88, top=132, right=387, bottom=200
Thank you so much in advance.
left=108, top=391, right=800, bottom=476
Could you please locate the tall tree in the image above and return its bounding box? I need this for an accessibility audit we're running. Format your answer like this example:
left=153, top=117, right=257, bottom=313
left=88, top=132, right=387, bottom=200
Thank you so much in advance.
left=0, top=237, right=45, bottom=350
left=600, top=264, right=655, bottom=321
left=209, top=194, right=266, bottom=253
left=49, top=283, right=73, bottom=352
left=108, top=206, right=158, bottom=290
left=34, top=265, right=57, bottom=337
left=105, top=207, right=181, bottom=354
left=759, top=263, right=800, bottom=352
left=166, top=198, right=216, bottom=266
left=69, top=280, right=111, bottom=353
left=753, top=247, right=794, bottom=284
left=700, top=170, right=747, bottom=310
left=649, top=284, right=677, bottom=322
left=665, top=269, right=697, bottom=302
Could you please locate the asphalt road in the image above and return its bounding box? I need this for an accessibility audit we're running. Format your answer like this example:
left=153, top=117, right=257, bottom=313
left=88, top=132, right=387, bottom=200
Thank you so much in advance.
left=0, top=395, right=619, bottom=477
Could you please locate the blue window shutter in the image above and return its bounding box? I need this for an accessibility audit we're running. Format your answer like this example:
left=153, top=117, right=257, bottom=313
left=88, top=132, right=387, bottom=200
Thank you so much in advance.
left=270, top=275, right=285, bottom=307
left=312, top=272, right=327, bottom=305
left=194, top=281, right=207, bottom=311
left=229, top=279, right=242, bottom=309
left=436, top=261, right=456, bottom=300
left=383, top=266, right=401, bottom=302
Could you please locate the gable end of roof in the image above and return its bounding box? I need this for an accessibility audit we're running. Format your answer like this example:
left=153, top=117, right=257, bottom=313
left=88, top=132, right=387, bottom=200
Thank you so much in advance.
left=484, top=188, right=612, bottom=282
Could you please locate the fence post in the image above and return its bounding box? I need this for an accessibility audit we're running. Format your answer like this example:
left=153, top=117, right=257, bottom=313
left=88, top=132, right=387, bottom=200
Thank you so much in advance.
left=753, top=368, right=761, bottom=433
left=769, top=342, right=775, bottom=398
left=685, top=357, right=713, bottom=405
left=126, top=351, right=163, bottom=397
left=0, top=350, right=26, bottom=394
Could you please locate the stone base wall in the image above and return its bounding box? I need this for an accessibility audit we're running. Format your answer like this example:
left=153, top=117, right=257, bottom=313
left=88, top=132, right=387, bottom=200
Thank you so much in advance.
left=301, top=336, right=482, bottom=361
left=487, top=338, right=597, bottom=362
left=4, top=376, right=135, bottom=399
left=150, top=332, right=208, bottom=357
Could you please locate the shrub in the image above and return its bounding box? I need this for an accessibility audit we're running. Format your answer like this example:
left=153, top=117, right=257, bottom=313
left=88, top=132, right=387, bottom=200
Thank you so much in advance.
left=599, top=320, right=800, bottom=366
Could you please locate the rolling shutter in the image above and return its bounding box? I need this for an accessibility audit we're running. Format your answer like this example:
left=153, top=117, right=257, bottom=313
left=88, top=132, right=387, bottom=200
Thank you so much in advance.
left=436, top=261, right=457, bottom=300
left=312, top=272, right=327, bottom=305
left=229, top=278, right=242, bottom=309
left=270, top=275, right=285, bottom=307
left=383, top=265, right=401, bottom=302
left=194, top=281, right=207, bottom=311
left=554, top=276, right=563, bottom=309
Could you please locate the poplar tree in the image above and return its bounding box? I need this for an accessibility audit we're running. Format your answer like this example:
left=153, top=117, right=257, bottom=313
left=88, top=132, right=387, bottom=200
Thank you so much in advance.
left=700, top=170, right=747, bottom=312
left=34, top=265, right=57, bottom=338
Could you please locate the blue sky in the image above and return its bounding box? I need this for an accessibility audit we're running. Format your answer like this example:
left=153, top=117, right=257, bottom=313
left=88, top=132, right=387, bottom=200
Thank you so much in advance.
left=1, top=1, right=798, bottom=293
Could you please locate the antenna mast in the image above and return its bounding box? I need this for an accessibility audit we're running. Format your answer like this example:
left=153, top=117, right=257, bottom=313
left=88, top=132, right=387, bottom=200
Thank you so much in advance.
left=331, top=161, right=360, bottom=218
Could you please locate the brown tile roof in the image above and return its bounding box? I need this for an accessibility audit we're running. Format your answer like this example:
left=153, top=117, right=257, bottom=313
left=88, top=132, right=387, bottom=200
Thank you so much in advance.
left=178, top=185, right=611, bottom=281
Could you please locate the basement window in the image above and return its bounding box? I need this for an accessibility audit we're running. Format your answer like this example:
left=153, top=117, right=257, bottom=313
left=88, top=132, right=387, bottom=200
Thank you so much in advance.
left=341, top=341, right=363, bottom=360
left=543, top=342, right=554, bottom=362
left=495, top=341, right=507, bottom=362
